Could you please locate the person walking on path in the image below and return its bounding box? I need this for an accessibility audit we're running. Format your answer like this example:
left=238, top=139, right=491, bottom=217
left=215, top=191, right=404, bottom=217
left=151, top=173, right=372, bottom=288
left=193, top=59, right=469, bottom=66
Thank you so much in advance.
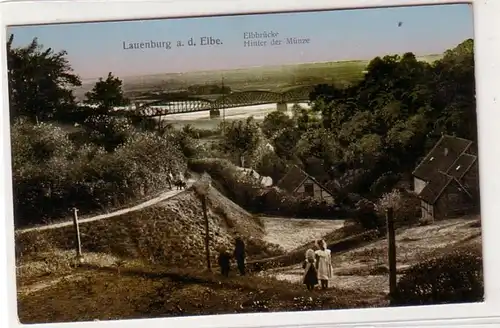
left=302, top=249, right=319, bottom=291
left=218, top=246, right=231, bottom=277
left=315, top=239, right=333, bottom=290
left=167, top=171, right=174, bottom=189
left=234, top=236, right=246, bottom=276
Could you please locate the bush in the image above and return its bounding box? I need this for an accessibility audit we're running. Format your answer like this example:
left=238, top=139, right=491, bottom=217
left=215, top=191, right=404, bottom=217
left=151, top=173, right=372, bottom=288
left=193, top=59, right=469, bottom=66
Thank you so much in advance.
left=188, top=158, right=349, bottom=219
left=352, top=198, right=381, bottom=230
left=393, top=248, right=483, bottom=306
left=374, top=189, right=421, bottom=227
left=11, top=121, right=186, bottom=227
left=254, top=152, right=288, bottom=183
left=83, top=114, right=133, bottom=152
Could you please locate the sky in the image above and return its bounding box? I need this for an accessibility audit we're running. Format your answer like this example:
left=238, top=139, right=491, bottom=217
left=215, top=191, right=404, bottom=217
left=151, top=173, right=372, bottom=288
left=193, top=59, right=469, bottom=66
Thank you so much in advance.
left=7, top=4, right=474, bottom=79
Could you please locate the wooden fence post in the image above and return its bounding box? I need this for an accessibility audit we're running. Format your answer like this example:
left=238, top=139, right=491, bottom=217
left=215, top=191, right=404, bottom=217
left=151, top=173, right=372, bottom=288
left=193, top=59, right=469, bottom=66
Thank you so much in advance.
left=386, top=207, right=397, bottom=303
left=72, top=208, right=83, bottom=262
left=201, top=195, right=211, bottom=271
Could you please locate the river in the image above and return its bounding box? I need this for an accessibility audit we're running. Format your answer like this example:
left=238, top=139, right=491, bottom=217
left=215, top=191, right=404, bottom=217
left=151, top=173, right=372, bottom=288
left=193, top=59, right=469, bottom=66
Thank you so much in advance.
left=160, top=102, right=311, bottom=130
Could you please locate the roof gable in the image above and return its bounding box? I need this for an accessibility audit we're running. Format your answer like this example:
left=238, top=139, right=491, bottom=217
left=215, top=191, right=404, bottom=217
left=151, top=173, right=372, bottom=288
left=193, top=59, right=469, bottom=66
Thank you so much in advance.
left=276, top=165, right=308, bottom=193
left=413, top=135, right=473, bottom=181
left=277, top=165, right=335, bottom=197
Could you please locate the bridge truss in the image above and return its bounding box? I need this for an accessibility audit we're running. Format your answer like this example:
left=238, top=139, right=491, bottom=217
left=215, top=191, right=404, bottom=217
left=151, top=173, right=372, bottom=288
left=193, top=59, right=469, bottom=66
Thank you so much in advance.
left=117, top=85, right=315, bottom=118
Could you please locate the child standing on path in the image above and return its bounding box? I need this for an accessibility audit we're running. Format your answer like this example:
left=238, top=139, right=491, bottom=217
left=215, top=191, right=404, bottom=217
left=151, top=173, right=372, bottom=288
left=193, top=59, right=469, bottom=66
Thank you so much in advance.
left=302, top=249, right=319, bottom=291
left=315, top=239, right=333, bottom=290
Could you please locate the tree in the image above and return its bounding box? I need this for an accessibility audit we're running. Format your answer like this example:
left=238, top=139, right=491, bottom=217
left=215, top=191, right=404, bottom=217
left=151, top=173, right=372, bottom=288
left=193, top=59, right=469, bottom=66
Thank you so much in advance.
left=81, top=73, right=133, bottom=151
left=84, top=72, right=129, bottom=112
left=261, top=111, right=294, bottom=139
left=83, top=114, right=132, bottom=152
left=296, top=39, right=475, bottom=198
left=220, top=116, right=262, bottom=167
left=6, top=35, right=82, bottom=123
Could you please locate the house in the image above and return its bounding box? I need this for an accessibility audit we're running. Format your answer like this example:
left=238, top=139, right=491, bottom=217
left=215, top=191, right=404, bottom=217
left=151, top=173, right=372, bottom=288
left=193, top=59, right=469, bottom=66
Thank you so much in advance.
left=276, top=165, right=334, bottom=203
left=235, top=166, right=273, bottom=187
left=412, top=135, right=480, bottom=221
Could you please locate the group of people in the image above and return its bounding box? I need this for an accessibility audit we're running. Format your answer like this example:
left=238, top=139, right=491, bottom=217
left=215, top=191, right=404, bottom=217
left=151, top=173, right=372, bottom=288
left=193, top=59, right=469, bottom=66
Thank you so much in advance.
left=166, top=171, right=187, bottom=190
left=218, top=236, right=246, bottom=277
left=302, top=239, right=333, bottom=291
left=216, top=237, right=333, bottom=292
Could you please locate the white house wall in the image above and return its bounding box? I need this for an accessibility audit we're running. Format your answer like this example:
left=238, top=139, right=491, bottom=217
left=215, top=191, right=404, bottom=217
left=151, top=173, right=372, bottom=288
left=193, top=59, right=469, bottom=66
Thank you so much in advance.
left=414, top=177, right=427, bottom=194
left=295, top=178, right=334, bottom=203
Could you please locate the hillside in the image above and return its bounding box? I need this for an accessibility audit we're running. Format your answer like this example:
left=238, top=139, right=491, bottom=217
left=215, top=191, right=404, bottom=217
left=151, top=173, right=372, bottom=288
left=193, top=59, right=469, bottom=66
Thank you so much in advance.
left=16, top=184, right=284, bottom=282
left=262, top=216, right=481, bottom=294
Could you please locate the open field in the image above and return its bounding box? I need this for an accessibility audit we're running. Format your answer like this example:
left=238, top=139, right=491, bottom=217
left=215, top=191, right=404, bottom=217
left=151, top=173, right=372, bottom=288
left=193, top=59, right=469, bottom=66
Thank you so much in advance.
left=73, top=55, right=443, bottom=100
left=122, top=60, right=367, bottom=94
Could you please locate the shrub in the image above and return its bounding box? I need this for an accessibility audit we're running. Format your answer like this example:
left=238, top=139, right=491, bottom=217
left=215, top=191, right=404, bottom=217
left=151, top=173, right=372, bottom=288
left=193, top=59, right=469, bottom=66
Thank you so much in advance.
left=351, top=198, right=381, bottom=230
left=374, top=189, right=421, bottom=227
left=392, top=248, right=483, bottom=306
left=11, top=121, right=186, bottom=227
left=83, top=114, right=133, bottom=152
left=254, top=152, right=288, bottom=183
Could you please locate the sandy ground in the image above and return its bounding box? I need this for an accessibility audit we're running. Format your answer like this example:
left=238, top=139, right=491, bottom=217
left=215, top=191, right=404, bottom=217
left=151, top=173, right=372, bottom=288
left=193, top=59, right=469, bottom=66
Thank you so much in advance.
left=261, top=216, right=481, bottom=294
left=260, top=217, right=345, bottom=252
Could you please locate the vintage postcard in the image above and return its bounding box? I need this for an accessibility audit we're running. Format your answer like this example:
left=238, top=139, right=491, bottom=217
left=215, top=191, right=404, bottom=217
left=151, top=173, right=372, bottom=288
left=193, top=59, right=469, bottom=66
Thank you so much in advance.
left=7, top=3, right=482, bottom=324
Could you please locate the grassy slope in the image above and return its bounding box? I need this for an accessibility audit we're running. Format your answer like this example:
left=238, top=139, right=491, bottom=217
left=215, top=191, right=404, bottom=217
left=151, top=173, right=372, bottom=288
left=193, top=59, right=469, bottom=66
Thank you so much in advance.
left=18, top=263, right=386, bottom=324
left=16, top=185, right=282, bottom=280
left=16, top=186, right=386, bottom=324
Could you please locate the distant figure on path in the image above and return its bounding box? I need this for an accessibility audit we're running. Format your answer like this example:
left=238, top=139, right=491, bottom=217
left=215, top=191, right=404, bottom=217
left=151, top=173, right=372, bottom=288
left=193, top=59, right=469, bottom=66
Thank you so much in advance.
left=174, top=179, right=187, bottom=190
left=302, top=249, right=319, bottom=291
left=218, top=247, right=231, bottom=277
left=167, top=172, right=173, bottom=189
left=234, top=236, right=246, bottom=276
left=315, top=239, right=333, bottom=290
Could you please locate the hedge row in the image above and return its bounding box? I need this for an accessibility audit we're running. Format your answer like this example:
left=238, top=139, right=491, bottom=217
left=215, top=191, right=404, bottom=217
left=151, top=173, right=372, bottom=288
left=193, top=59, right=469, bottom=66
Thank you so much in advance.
left=11, top=121, right=186, bottom=227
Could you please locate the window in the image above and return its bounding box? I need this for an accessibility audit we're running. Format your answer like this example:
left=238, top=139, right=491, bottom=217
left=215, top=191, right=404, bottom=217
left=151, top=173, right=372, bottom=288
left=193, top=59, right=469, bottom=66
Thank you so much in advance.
left=304, top=183, right=314, bottom=197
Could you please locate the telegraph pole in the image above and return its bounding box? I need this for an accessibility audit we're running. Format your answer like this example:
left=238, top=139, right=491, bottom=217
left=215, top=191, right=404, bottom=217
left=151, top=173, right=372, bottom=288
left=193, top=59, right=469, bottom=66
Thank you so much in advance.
left=386, top=207, right=397, bottom=303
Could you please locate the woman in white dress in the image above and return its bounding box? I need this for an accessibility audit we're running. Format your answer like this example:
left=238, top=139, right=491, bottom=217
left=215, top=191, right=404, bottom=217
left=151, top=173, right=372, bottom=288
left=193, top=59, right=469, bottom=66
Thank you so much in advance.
left=315, top=239, right=333, bottom=290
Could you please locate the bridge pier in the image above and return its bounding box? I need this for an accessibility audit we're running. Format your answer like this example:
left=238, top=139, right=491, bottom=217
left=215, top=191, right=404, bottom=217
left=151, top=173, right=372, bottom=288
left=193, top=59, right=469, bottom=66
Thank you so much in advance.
left=209, top=109, right=220, bottom=119
left=276, top=101, right=288, bottom=112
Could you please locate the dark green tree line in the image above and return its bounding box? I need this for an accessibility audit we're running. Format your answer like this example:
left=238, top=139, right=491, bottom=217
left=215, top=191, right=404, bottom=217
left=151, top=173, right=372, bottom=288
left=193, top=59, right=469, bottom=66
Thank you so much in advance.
left=260, top=39, right=475, bottom=198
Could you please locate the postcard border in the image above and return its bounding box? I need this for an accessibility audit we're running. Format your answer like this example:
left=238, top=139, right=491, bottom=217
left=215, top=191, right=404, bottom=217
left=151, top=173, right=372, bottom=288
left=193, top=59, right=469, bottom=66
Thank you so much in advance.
left=2, top=0, right=500, bottom=328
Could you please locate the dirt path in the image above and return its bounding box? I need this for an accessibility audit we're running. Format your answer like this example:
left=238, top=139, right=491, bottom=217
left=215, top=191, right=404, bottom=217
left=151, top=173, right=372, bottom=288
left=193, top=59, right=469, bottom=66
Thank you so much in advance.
left=262, top=216, right=481, bottom=294
left=18, top=274, right=86, bottom=296
left=16, top=179, right=196, bottom=234
left=260, top=217, right=345, bottom=252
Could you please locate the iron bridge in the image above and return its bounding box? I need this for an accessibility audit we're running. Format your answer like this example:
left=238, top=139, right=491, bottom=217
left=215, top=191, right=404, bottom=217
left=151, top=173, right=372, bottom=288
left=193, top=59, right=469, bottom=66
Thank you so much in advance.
left=116, top=85, right=314, bottom=118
